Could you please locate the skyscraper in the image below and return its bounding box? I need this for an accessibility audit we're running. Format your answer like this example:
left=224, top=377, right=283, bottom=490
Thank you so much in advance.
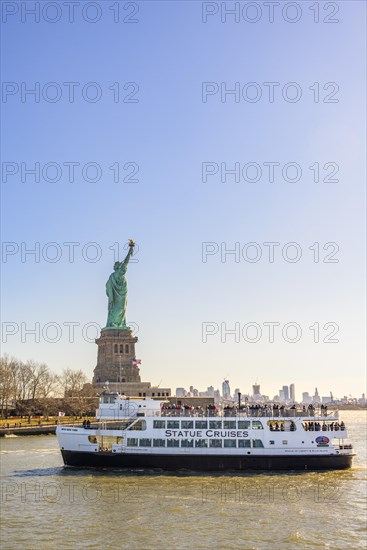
left=282, top=385, right=289, bottom=401
left=313, top=387, right=321, bottom=403
left=302, top=392, right=311, bottom=403
left=290, top=383, right=295, bottom=402
left=252, top=384, right=260, bottom=397
left=222, top=379, right=231, bottom=400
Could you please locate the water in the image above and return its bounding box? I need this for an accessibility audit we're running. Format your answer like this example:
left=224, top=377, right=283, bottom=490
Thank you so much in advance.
left=1, top=411, right=366, bottom=549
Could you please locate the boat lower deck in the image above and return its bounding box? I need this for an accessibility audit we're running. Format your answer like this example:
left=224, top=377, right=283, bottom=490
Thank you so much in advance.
left=61, top=450, right=353, bottom=471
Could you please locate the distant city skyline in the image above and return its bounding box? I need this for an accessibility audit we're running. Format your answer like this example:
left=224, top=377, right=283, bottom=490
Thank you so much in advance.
left=174, top=380, right=365, bottom=404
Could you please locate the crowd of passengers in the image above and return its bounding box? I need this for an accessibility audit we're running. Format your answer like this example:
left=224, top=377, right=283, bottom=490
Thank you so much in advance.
left=269, top=421, right=296, bottom=431
left=303, top=421, right=345, bottom=431
left=161, top=404, right=216, bottom=416
left=160, top=403, right=332, bottom=418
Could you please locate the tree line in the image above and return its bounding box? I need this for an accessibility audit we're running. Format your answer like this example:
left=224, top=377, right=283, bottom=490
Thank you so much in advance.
left=0, top=355, right=97, bottom=418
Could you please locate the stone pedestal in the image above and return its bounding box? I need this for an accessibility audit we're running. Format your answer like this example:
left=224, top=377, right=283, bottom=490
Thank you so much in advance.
left=92, top=328, right=171, bottom=397
left=93, top=328, right=141, bottom=386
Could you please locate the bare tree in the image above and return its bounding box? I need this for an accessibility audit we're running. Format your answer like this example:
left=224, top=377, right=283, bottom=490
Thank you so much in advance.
left=0, top=356, right=93, bottom=417
left=0, top=355, right=18, bottom=417
left=60, top=368, right=89, bottom=396
left=60, top=368, right=94, bottom=417
left=26, top=361, right=51, bottom=401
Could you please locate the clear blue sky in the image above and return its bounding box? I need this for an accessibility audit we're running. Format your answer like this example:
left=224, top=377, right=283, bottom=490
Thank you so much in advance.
left=1, top=1, right=366, bottom=399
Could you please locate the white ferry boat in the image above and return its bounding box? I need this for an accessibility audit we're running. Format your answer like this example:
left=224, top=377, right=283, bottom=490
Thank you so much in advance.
left=56, top=392, right=355, bottom=471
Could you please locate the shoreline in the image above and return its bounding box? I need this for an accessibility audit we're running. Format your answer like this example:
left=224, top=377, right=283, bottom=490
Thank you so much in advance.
left=0, top=425, right=57, bottom=437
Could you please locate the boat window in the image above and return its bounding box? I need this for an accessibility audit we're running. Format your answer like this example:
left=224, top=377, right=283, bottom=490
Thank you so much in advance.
left=252, top=421, right=263, bottom=430
left=181, top=439, right=194, bottom=448
left=282, top=440, right=288, bottom=445
left=139, top=438, right=152, bottom=447
left=195, top=421, right=208, bottom=429
left=224, top=439, right=236, bottom=448
left=153, top=420, right=165, bottom=429
left=181, top=421, right=194, bottom=429
left=88, top=436, right=98, bottom=444
left=269, top=421, right=284, bottom=431
left=209, top=421, right=222, bottom=429
left=223, top=421, right=236, bottom=429
left=252, top=439, right=264, bottom=448
left=209, top=440, right=222, bottom=448
left=167, top=421, right=179, bottom=429
left=128, top=420, right=146, bottom=431
left=269, top=440, right=275, bottom=445
left=92, top=435, right=122, bottom=449
left=238, top=440, right=251, bottom=448
left=167, top=439, right=180, bottom=447
left=127, top=438, right=138, bottom=447
left=153, top=439, right=166, bottom=447
left=238, top=421, right=250, bottom=429
left=195, top=440, right=208, bottom=448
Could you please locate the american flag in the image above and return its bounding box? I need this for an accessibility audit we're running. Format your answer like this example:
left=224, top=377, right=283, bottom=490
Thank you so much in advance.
left=132, top=358, right=141, bottom=365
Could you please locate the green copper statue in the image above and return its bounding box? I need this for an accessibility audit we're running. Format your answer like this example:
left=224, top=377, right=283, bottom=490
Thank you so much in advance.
left=105, top=240, right=135, bottom=329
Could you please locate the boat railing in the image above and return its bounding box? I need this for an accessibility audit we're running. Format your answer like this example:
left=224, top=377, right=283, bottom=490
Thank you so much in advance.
left=160, top=407, right=339, bottom=419
left=61, top=407, right=339, bottom=430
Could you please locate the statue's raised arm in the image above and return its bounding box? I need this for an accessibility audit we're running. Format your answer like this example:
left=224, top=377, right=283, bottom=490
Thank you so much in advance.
left=120, top=240, right=135, bottom=269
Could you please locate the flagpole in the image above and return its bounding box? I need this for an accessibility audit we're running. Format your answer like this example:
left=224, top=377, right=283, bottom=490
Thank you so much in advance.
left=119, top=355, right=122, bottom=395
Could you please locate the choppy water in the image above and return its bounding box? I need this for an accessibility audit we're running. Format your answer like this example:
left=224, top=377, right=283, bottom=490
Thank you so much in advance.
left=0, top=411, right=366, bottom=549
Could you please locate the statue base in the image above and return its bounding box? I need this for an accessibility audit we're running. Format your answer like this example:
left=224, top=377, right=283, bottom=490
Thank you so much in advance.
left=92, top=328, right=171, bottom=398
left=93, top=328, right=141, bottom=386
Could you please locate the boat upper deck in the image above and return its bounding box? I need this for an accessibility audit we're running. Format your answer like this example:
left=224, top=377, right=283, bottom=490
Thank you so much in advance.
left=160, top=404, right=339, bottom=420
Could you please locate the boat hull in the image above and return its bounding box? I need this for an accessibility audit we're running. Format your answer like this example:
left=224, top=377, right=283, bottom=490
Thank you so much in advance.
left=61, top=450, right=353, bottom=471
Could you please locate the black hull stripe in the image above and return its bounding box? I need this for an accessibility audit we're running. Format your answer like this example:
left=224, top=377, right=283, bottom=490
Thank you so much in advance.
left=61, top=450, right=353, bottom=471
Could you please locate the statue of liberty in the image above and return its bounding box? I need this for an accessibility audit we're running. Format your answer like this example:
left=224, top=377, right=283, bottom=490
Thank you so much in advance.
left=105, top=240, right=135, bottom=329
